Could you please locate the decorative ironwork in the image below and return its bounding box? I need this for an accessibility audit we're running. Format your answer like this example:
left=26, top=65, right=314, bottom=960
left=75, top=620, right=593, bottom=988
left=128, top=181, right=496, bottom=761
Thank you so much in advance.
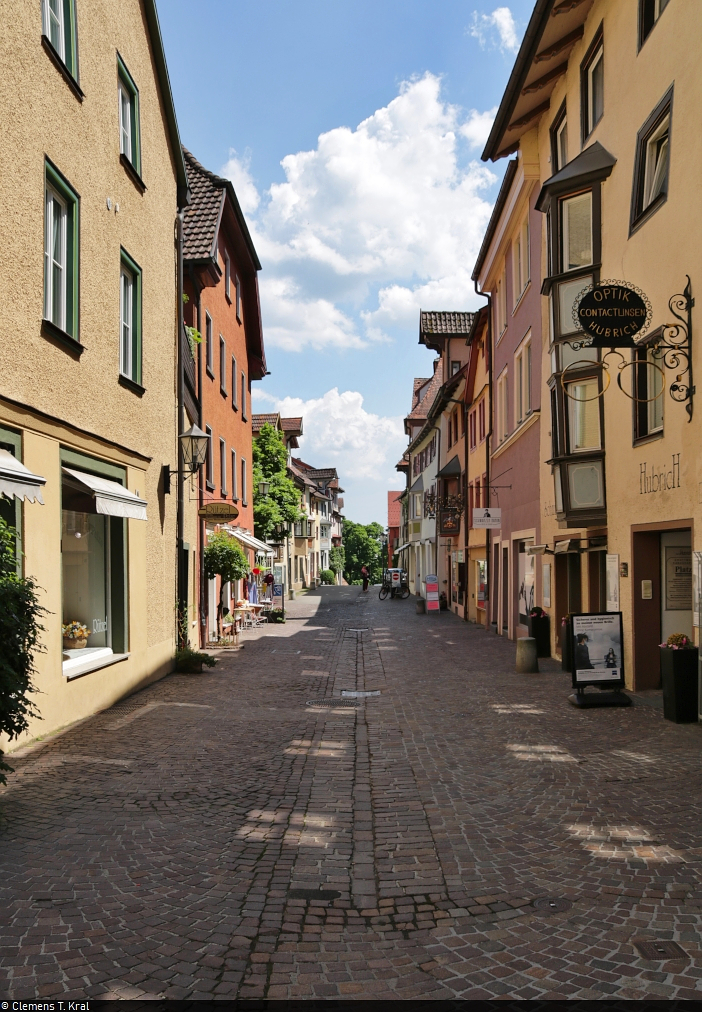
left=651, top=277, right=694, bottom=421
left=424, top=491, right=464, bottom=517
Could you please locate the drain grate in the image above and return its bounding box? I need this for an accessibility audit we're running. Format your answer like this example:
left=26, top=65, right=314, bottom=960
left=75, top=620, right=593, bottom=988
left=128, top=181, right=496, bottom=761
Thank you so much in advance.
left=634, top=940, right=688, bottom=960
left=532, top=897, right=572, bottom=914
left=306, top=698, right=360, bottom=708
left=289, top=888, right=341, bottom=901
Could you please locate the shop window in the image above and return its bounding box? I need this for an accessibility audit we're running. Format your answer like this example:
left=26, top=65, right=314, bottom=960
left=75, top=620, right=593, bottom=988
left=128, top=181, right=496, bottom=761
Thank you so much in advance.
left=561, top=192, right=592, bottom=272
left=44, top=160, right=79, bottom=343
left=550, top=102, right=568, bottom=171
left=634, top=343, right=664, bottom=441
left=630, top=89, right=672, bottom=232
left=119, top=249, right=142, bottom=386
left=42, top=0, right=78, bottom=80
left=117, top=55, right=141, bottom=175
left=581, top=28, right=604, bottom=141
left=61, top=452, right=131, bottom=677
left=639, top=0, right=670, bottom=47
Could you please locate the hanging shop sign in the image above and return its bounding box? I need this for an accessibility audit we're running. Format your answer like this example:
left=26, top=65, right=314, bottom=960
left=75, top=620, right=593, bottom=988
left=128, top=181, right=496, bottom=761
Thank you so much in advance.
left=198, top=501, right=240, bottom=521
left=439, top=510, right=460, bottom=535
left=572, top=281, right=652, bottom=348
left=473, top=507, right=502, bottom=528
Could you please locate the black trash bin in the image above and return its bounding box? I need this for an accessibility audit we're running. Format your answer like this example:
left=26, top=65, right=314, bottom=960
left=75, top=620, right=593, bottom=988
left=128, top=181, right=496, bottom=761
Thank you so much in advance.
left=527, top=609, right=551, bottom=658
left=660, top=645, right=699, bottom=723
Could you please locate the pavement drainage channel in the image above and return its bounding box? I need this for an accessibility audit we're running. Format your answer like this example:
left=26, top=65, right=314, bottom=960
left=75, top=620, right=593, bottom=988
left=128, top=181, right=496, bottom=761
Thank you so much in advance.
left=289, top=888, right=341, bottom=901
left=634, top=940, right=689, bottom=960
left=306, top=698, right=361, bottom=708
left=341, top=690, right=381, bottom=697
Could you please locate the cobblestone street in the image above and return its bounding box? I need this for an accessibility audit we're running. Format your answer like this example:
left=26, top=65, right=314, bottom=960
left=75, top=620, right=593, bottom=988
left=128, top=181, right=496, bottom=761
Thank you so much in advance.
left=2, top=586, right=702, bottom=1000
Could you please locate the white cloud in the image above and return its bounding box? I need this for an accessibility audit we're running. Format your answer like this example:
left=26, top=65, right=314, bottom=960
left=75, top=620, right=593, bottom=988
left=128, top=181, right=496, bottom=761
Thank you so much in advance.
left=220, top=148, right=260, bottom=215
left=460, top=107, right=498, bottom=149
left=237, top=73, right=495, bottom=351
left=469, top=7, right=520, bottom=53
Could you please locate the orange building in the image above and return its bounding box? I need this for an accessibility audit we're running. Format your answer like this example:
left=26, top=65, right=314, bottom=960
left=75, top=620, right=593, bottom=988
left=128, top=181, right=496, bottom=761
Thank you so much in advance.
left=182, top=149, right=267, bottom=645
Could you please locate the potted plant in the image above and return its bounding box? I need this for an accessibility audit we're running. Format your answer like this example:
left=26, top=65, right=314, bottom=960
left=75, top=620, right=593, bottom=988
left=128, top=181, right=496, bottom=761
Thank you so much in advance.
left=175, top=647, right=217, bottom=674
left=659, top=633, right=699, bottom=723
left=62, top=621, right=89, bottom=649
left=528, top=606, right=551, bottom=658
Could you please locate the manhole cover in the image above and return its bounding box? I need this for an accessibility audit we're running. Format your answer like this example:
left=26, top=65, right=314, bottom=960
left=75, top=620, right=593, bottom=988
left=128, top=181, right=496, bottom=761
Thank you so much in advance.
left=341, top=690, right=381, bottom=697
left=634, top=940, right=688, bottom=960
left=532, top=897, right=572, bottom=914
left=306, top=698, right=360, bottom=708
left=289, top=888, right=340, bottom=901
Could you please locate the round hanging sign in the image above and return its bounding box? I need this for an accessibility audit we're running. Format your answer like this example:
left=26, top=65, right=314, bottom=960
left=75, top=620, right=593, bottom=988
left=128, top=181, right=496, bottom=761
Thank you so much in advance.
left=573, top=281, right=652, bottom=348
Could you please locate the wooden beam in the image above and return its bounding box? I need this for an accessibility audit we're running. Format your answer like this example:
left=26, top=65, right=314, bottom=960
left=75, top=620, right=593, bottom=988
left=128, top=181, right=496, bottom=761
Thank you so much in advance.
left=508, top=99, right=551, bottom=132
left=535, top=25, right=584, bottom=62
left=522, top=60, right=568, bottom=95
left=552, top=0, right=589, bottom=15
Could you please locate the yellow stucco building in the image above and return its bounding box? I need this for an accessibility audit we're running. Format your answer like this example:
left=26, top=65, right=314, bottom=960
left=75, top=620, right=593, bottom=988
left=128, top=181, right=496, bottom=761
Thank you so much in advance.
left=484, top=0, right=701, bottom=690
left=0, top=0, right=190, bottom=747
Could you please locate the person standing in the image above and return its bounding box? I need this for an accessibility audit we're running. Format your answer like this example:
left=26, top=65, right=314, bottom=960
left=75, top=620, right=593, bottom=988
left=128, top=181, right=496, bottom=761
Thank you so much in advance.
left=361, top=565, right=369, bottom=592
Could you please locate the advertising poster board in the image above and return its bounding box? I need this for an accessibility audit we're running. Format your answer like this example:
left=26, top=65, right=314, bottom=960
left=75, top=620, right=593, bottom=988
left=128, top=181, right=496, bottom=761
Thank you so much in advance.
left=665, top=545, right=692, bottom=610
left=693, top=551, right=702, bottom=628
left=272, top=584, right=283, bottom=610
left=426, top=574, right=439, bottom=612
left=570, top=612, right=625, bottom=689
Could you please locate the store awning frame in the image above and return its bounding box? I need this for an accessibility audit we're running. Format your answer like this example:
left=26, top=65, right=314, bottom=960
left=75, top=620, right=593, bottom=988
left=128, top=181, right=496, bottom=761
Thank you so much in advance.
left=395, top=542, right=411, bottom=554
left=0, top=448, right=46, bottom=504
left=61, top=467, right=147, bottom=520
left=409, top=474, right=424, bottom=494
left=228, top=527, right=275, bottom=557
left=437, top=455, right=462, bottom=479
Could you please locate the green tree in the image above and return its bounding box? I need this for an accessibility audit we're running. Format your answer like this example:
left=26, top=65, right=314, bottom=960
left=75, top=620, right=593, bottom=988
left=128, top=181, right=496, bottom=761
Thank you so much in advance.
left=329, top=545, right=345, bottom=577
left=203, top=531, right=249, bottom=639
left=342, top=519, right=385, bottom=585
left=252, top=424, right=303, bottom=540
left=0, top=518, right=43, bottom=784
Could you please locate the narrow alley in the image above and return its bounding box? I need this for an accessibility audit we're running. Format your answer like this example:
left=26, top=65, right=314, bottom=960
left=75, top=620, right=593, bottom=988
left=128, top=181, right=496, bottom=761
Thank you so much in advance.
left=1, top=587, right=701, bottom=1001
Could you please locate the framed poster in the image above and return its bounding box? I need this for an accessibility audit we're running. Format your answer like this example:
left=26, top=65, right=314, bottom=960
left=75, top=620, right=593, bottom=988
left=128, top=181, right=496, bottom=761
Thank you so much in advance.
left=693, top=551, right=702, bottom=628
left=605, top=554, right=619, bottom=612
left=542, top=563, right=551, bottom=609
left=665, top=546, right=692, bottom=610
left=477, top=560, right=486, bottom=607
left=570, top=612, right=625, bottom=689
left=518, top=541, right=535, bottom=625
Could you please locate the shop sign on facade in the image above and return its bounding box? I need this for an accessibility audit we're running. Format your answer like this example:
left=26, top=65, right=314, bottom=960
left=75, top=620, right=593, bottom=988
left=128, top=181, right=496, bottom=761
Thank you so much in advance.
left=473, top=507, right=501, bottom=528
left=573, top=282, right=651, bottom=347
left=198, top=502, right=240, bottom=521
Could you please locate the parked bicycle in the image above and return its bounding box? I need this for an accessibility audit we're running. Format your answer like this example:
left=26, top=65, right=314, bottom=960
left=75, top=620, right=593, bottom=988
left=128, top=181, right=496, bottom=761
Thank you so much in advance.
left=379, top=568, right=410, bottom=600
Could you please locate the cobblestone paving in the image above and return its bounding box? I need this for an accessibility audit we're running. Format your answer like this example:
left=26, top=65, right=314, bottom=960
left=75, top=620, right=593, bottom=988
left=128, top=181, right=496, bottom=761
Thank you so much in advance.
left=2, top=586, right=702, bottom=1000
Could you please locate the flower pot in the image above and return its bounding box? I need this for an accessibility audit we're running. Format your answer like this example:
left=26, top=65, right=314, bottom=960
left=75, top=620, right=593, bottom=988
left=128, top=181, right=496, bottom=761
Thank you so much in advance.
left=63, top=636, right=88, bottom=650
left=528, top=614, right=551, bottom=658
left=660, top=646, right=698, bottom=723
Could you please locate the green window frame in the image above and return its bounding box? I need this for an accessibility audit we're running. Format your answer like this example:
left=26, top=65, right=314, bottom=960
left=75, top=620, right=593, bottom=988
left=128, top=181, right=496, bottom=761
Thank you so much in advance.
left=120, top=249, right=142, bottom=386
left=0, top=425, right=24, bottom=574
left=117, top=55, right=141, bottom=175
left=42, top=0, right=78, bottom=79
left=44, top=159, right=80, bottom=341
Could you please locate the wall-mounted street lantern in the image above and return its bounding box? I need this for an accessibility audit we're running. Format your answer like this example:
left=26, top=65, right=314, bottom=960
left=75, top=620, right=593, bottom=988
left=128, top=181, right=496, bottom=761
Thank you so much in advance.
left=162, top=423, right=210, bottom=493
left=258, top=480, right=271, bottom=496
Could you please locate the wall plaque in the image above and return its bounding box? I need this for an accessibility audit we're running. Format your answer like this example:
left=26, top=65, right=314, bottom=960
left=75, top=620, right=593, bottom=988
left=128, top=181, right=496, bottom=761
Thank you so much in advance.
left=665, top=545, right=692, bottom=611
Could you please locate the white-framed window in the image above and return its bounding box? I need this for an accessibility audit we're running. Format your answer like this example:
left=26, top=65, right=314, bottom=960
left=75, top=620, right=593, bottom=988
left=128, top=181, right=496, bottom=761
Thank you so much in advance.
left=120, top=265, right=134, bottom=378
left=44, top=0, right=65, bottom=59
left=117, top=57, right=141, bottom=174
left=414, top=493, right=422, bottom=519
left=231, top=356, right=238, bottom=408
left=219, top=335, right=226, bottom=394
left=45, top=184, right=67, bottom=330
left=205, top=313, right=213, bottom=373
left=496, top=369, right=509, bottom=444
left=561, top=191, right=592, bottom=271
left=495, top=268, right=507, bottom=338
left=231, top=449, right=238, bottom=499
left=205, top=425, right=213, bottom=486
left=585, top=44, right=604, bottom=137
left=241, top=371, right=247, bottom=419
left=634, top=345, right=664, bottom=439
left=512, top=218, right=530, bottom=306
left=514, top=334, right=532, bottom=426
left=235, top=275, right=241, bottom=321
left=642, top=115, right=670, bottom=210
left=567, top=379, right=601, bottom=451
left=119, top=81, right=132, bottom=161
left=224, top=250, right=231, bottom=299
left=241, top=457, right=247, bottom=504
left=556, top=117, right=568, bottom=171
left=640, top=0, right=670, bottom=46
left=219, top=438, right=227, bottom=494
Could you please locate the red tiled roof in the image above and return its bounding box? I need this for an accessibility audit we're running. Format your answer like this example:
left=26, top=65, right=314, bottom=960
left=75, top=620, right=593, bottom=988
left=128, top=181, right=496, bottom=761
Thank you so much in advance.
left=281, top=416, right=303, bottom=433
left=407, top=360, right=444, bottom=421
left=252, top=413, right=280, bottom=432
left=420, top=311, right=476, bottom=336
left=387, top=491, right=403, bottom=527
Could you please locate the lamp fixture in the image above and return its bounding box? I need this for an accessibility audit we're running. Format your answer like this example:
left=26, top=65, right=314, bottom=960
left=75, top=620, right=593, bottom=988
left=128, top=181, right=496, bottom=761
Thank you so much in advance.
left=161, top=424, right=211, bottom=493
left=258, top=479, right=271, bottom=496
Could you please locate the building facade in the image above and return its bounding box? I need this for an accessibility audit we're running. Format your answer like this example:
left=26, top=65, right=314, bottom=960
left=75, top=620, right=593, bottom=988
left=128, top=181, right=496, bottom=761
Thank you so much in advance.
left=0, top=0, right=189, bottom=743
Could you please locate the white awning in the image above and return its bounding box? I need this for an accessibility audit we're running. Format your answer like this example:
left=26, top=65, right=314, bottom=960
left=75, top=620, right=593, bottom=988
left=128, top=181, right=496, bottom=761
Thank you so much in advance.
left=228, top=527, right=274, bottom=557
left=0, top=449, right=46, bottom=504
left=395, top=542, right=411, bottom=553
left=62, top=467, right=147, bottom=521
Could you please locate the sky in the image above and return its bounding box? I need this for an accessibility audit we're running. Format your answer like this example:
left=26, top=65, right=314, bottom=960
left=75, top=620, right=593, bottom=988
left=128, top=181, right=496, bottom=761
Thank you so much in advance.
left=159, top=1, right=533, bottom=524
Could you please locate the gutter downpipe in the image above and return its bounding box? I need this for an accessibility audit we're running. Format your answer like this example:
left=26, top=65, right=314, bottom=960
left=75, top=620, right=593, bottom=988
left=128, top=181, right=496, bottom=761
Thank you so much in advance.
left=176, top=211, right=186, bottom=648
left=475, top=282, right=494, bottom=633
left=188, top=263, right=206, bottom=649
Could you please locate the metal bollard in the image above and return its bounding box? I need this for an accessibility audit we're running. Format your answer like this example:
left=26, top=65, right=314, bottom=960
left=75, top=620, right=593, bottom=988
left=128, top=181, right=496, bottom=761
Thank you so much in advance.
left=516, top=637, right=539, bottom=673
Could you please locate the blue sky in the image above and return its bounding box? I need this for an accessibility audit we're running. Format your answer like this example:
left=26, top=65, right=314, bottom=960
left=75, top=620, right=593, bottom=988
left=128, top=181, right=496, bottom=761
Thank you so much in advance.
left=159, top=1, right=532, bottom=523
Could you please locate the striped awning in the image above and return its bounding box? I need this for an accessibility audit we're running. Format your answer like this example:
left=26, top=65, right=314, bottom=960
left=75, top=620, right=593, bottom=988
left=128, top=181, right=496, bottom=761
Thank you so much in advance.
left=0, top=449, right=45, bottom=504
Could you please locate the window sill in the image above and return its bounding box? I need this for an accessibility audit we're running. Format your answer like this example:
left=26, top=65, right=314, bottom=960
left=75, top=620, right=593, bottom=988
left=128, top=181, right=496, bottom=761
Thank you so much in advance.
left=120, top=153, right=146, bottom=194
left=206, top=481, right=215, bottom=492
left=41, top=35, right=84, bottom=101
left=232, top=403, right=239, bottom=412
left=225, top=293, right=232, bottom=304
left=63, top=649, right=129, bottom=681
left=220, top=387, right=228, bottom=398
left=42, top=318, right=83, bottom=357
left=629, top=192, right=667, bottom=237
left=119, top=373, right=146, bottom=397
left=633, top=430, right=664, bottom=448
left=206, top=367, right=215, bottom=380
left=512, top=280, right=531, bottom=315
left=491, top=409, right=540, bottom=460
